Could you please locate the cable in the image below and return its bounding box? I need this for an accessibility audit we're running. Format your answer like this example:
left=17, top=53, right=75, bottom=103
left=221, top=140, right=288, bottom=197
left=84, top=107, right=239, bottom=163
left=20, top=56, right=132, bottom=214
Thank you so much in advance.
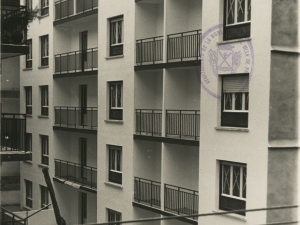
left=83, top=205, right=299, bottom=225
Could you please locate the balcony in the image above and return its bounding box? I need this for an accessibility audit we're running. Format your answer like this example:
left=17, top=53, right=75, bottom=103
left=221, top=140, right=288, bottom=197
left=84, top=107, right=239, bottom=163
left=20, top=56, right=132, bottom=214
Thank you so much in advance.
left=135, top=109, right=162, bottom=136
left=54, top=159, right=97, bottom=192
left=1, top=114, right=31, bottom=161
left=1, top=4, right=29, bottom=58
left=134, top=177, right=198, bottom=222
left=134, top=177, right=161, bottom=209
left=54, top=107, right=97, bottom=133
left=0, top=207, right=27, bottom=225
left=54, top=48, right=98, bottom=78
left=136, top=36, right=164, bottom=66
left=135, top=30, right=202, bottom=70
left=54, top=0, right=98, bottom=25
left=135, top=110, right=199, bottom=145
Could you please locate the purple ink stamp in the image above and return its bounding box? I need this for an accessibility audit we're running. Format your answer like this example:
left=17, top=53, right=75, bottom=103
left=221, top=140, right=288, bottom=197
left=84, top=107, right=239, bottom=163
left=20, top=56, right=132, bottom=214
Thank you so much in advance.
left=198, top=24, right=254, bottom=99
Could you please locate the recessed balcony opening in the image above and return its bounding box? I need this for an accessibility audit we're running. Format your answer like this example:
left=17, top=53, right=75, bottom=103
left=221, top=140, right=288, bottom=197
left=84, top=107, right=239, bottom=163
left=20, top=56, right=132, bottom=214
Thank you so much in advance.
left=163, top=143, right=199, bottom=220
left=53, top=19, right=98, bottom=76
left=53, top=78, right=98, bottom=131
left=134, top=140, right=161, bottom=209
left=135, top=71, right=163, bottom=136
left=164, top=68, right=200, bottom=140
left=135, top=0, right=164, bottom=66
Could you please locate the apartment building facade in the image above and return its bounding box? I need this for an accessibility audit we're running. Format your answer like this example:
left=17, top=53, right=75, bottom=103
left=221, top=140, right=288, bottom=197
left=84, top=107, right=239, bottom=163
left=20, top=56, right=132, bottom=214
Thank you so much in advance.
left=2, top=0, right=297, bottom=224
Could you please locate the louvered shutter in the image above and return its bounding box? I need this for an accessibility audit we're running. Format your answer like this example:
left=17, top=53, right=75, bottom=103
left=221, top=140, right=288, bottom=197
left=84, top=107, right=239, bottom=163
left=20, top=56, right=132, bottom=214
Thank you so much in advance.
left=223, top=76, right=249, bottom=93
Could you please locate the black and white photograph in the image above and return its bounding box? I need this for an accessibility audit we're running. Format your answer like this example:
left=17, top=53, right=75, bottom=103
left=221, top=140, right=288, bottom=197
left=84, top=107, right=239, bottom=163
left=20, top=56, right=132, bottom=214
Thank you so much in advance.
left=0, top=0, right=299, bottom=224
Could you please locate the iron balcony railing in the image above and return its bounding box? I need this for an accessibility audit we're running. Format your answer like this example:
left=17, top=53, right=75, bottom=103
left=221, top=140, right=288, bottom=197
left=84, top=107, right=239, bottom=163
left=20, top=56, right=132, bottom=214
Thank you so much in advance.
left=1, top=114, right=26, bottom=151
left=167, top=30, right=202, bottom=62
left=166, top=110, right=200, bottom=140
left=54, top=159, right=97, bottom=189
left=54, top=107, right=97, bottom=130
left=136, top=36, right=164, bottom=65
left=165, top=184, right=199, bottom=220
left=134, top=177, right=161, bottom=208
left=1, top=6, right=28, bottom=45
left=55, top=0, right=98, bottom=21
left=135, top=109, right=162, bottom=136
left=0, top=207, right=27, bottom=225
left=54, top=48, right=98, bottom=74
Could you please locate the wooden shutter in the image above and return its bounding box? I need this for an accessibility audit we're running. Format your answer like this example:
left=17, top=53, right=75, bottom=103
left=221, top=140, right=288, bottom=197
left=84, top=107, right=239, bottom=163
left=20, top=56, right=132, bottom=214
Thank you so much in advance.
left=223, top=76, right=249, bottom=93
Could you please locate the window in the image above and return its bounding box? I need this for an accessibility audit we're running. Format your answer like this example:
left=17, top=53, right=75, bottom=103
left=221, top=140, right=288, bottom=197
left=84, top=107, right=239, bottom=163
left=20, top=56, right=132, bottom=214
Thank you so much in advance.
left=26, top=40, right=32, bottom=68
left=110, top=16, right=123, bottom=56
left=40, top=86, right=48, bottom=116
left=40, top=185, right=49, bottom=209
left=40, top=35, right=49, bottom=66
left=41, top=0, right=49, bottom=16
left=27, top=0, right=32, bottom=11
left=221, top=75, right=249, bottom=127
left=223, top=0, right=251, bottom=40
left=220, top=161, right=247, bottom=215
left=108, top=209, right=121, bottom=225
left=25, top=180, right=33, bottom=208
left=109, top=82, right=123, bottom=120
left=25, top=133, right=32, bottom=161
left=41, top=135, right=49, bottom=165
left=25, top=86, right=32, bottom=114
left=109, top=146, right=122, bottom=184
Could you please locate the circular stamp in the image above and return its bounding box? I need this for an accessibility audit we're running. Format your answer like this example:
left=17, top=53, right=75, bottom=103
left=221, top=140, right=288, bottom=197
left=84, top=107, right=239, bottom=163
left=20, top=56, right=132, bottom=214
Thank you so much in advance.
left=197, top=24, right=254, bottom=99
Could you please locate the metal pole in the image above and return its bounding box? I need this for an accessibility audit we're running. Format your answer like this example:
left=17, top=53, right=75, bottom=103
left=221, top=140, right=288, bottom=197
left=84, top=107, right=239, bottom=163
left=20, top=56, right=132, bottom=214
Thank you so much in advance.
left=42, top=168, right=66, bottom=225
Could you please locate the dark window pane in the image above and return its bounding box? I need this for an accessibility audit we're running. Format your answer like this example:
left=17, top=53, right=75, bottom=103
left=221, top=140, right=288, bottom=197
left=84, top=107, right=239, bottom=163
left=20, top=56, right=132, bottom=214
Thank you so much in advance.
left=247, top=0, right=251, bottom=21
left=224, top=93, right=232, bottom=110
left=235, top=93, right=243, bottom=110
left=220, top=196, right=246, bottom=215
left=245, top=93, right=249, bottom=110
left=237, top=0, right=245, bottom=22
left=232, top=166, right=241, bottom=197
left=222, top=164, right=230, bottom=195
left=222, top=112, right=248, bottom=127
left=227, top=0, right=235, bottom=24
left=243, top=167, right=247, bottom=198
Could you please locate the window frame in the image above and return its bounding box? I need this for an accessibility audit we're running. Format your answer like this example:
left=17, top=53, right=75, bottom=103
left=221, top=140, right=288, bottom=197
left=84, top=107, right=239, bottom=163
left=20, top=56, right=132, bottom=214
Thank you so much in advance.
left=41, top=135, right=49, bottom=165
left=25, top=86, right=32, bottom=115
left=40, top=85, right=49, bottom=116
left=109, top=81, right=123, bottom=120
left=107, top=208, right=121, bottom=225
left=41, top=0, right=49, bottom=16
left=108, top=145, right=122, bottom=184
left=223, top=0, right=251, bottom=41
left=221, top=74, right=249, bottom=128
left=219, top=161, right=247, bottom=216
left=26, top=40, right=32, bottom=68
left=40, top=35, right=49, bottom=66
left=25, top=180, right=33, bottom=208
left=40, top=185, right=49, bottom=209
left=109, top=16, right=124, bottom=56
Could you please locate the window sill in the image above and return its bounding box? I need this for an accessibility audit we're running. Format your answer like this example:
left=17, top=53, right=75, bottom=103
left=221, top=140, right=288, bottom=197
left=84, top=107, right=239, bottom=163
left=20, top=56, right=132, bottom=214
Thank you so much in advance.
left=38, top=115, right=49, bottom=118
left=38, top=163, right=49, bottom=168
left=104, top=119, right=123, bottom=124
left=26, top=114, right=33, bottom=118
left=23, top=68, right=32, bottom=71
left=217, top=37, right=252, bottom=45
left=23, top=160, right=33, bottom=164
left=104, top=181, right=123, bottom=189
left=212, top=210, right=246, bottom=222
left=38, top=66, right=49, bottom=69
left=105, top=55, right=124, bottom=60
left=215, top=127, right=249, bottom=132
